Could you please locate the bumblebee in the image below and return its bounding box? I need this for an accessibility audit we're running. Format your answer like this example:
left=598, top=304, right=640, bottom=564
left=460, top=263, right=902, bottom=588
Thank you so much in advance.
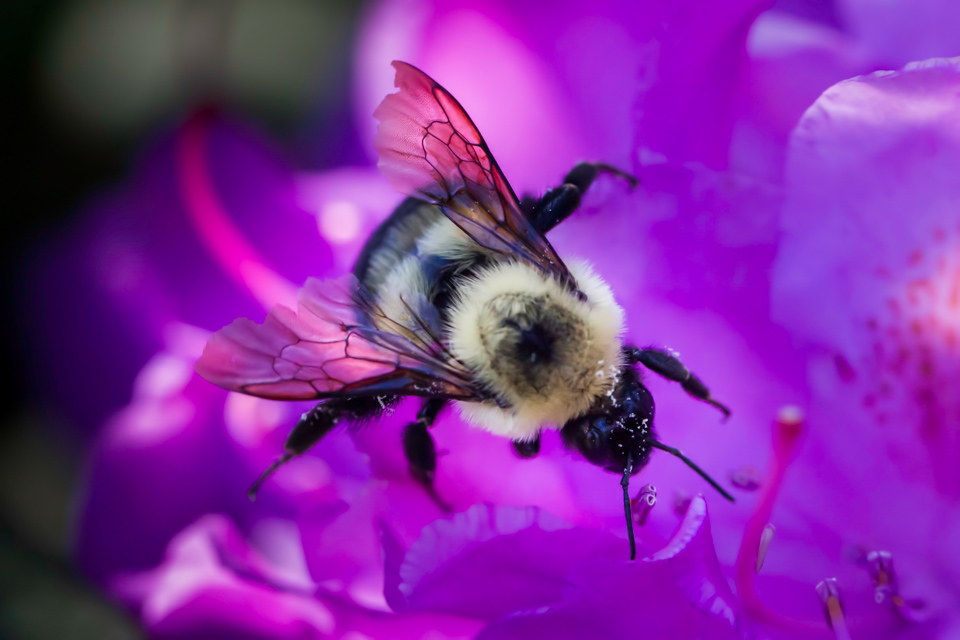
left=197, top=61, right=733, bottom=559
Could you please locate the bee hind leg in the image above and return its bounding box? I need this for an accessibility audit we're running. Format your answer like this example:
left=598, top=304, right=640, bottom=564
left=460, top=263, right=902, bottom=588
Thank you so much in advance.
left=403, top=399, right=452, bottom=512
left=248, top=396, right=395, bottom=501
left=625, top=346, right=731, bottom=419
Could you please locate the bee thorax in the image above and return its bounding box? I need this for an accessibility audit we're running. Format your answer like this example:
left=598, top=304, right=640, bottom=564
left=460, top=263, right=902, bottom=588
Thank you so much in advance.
left=449, top=259, right=624, bottom=439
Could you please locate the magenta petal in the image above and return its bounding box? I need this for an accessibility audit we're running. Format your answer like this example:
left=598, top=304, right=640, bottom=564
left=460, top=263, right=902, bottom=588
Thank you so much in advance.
left=113, top=515, right=335, bottom=640
left=772, top=57, right=960, bottom=620
left=388, top=503, right=622, bottom=619
left=645, top=495, right=740, bottom=631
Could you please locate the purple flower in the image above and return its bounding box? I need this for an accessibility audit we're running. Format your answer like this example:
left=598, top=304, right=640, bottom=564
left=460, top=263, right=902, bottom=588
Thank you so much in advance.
left=382, top=497, right=741, bottom=639
left=25, top=0, right=960, bottom=637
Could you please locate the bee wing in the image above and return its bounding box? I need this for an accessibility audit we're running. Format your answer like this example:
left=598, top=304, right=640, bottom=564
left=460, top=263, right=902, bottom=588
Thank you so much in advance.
left=196, top=275, right=478, bottom=401
left=375, top=61, right=576, bottom=290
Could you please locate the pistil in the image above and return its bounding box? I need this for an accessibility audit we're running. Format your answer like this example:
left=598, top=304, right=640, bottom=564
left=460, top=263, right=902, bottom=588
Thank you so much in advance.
left=734, top=406, right=822, bottom=633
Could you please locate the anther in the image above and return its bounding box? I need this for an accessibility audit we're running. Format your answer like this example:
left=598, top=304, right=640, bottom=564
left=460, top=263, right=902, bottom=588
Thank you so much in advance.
left=631, top=484, right=657, bottom=526
left=816, top=578, right=852, bottom=640
left=755, top=523, right=776, bottom=573
left=866, top=550, right=899, bottom=605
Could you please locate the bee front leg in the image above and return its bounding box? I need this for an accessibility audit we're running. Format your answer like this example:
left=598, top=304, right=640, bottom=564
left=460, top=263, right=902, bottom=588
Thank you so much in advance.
left=249, top=396, right=395, bottom=501
left=402, top=398, right=451, bottom=512
left=624, top=346, right=731, bottom=419
left=529, top=162, right=639, bottom=234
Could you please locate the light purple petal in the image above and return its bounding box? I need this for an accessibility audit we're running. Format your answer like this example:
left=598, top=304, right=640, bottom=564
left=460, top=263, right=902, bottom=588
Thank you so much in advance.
left=387, top=503, right=623, bottom=619
left=113, top=515, right=336, bottom=640
left=114, top=514, right=482, bottom=640
left=645, top=495, right=741, bottom=630
left=631, top=0, right=773, bottom=170
left=772, top=56, right=960, bottom=622
left=479, top=557, right=739, bottom=640
left=838, top=0, right=960, bottom=67
left=77, top=342, right=364, bottom=584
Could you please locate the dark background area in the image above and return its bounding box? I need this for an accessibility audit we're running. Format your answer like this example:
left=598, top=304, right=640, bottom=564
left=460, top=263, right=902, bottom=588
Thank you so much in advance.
left=0, top=1, right=365, bottom=635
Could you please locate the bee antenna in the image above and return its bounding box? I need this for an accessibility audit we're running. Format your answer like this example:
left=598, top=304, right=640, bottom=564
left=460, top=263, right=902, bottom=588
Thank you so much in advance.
left=621, top=456, right=636, bottom=561
left=648, top=440, right=735, bottom=502
left=247, top=452, right=294, bottom=501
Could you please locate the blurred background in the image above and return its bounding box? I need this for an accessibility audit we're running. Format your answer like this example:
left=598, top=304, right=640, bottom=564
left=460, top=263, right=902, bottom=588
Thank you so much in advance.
left=2, top=2, right=364, bottom=636
left=0, top=0, right=876, bottom=637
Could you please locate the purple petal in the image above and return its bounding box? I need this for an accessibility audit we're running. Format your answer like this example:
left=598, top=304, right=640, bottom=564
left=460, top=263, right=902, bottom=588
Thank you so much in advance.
left=632, top=0, right=774, bottom=170
left=771, top=56, right=960, bottom=620
left=839, top=0, right=960, bottom=67
left=113, top=515, right=336, bottom=640
left=645, top=495, right=741, bottom=630
left=114, top=514, right=483, bottom=640
left=774, top=58, right=960, bottom=496
left=479, top=559, right=739, bottom=640
left=387, top=504, right=623, bottom=619
left=77, top=342, right=364, bottom=584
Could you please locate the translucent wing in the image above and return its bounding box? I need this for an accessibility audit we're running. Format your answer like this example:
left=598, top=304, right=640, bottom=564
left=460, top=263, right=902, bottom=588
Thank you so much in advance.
left=374, top=61, right=576, bottom=290
left=196, top=276, right=478, bottom=401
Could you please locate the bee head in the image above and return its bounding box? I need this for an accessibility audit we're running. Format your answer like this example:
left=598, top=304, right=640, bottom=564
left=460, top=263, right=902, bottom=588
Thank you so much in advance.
left=560, top=366, right=654, bottom=474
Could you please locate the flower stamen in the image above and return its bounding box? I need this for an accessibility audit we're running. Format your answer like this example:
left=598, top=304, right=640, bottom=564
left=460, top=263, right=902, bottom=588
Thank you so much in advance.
left=735, top=406, right=822, bottom=633
left=816, top=578, right=853, bottom=640
left=867, top=550, right=897, bottom=605
left=864, top=550, right=928, bottom=622
left=631, top=484, right=657, bottom=526
left=755, top=523, right=775, bottom=573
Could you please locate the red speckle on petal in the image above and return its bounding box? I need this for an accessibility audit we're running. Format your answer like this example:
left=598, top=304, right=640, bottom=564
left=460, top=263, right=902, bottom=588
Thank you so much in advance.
left=834, top=353, right=857, bottom=382
left=908, top=249, right=924, bottom=266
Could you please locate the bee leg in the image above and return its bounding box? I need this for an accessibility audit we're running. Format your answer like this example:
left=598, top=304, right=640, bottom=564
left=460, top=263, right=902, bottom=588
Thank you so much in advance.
left=530, top=162, right=639, bottom=234
left=402, top=399, right=451, bottom=512
left=512, top=433, right=541, bottom=458
left=248, top=396, right=396, bottom=501
left=562, top=162, right=639, bottom=193
left=625, top=346, right=731, bottom=419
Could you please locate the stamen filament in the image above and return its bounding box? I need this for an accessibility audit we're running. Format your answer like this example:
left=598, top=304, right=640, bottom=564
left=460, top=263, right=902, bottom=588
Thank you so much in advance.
left=734, top=406, right=822, bottom=633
